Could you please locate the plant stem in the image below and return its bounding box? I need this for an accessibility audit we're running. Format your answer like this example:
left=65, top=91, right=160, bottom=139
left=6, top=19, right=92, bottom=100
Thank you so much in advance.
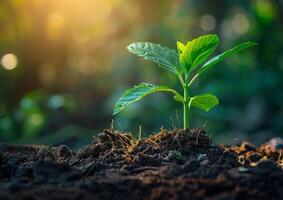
left=183, top=84, right=190, bottom=129
left=178, top=75, right=185, bottom=87
left=188, top=74, right=199, bottom=86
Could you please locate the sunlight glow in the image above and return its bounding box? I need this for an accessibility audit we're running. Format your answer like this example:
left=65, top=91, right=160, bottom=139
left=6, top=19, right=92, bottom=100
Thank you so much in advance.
left=47, top=12, right=65, bottom=40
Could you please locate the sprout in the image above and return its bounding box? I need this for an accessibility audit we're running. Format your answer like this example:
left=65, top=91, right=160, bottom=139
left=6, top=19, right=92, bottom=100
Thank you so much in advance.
left=114, top=34, right=257, bottom=129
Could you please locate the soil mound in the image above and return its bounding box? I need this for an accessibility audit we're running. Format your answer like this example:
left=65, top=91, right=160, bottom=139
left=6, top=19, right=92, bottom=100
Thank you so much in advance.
left=0, top=129, right=283, bottom=200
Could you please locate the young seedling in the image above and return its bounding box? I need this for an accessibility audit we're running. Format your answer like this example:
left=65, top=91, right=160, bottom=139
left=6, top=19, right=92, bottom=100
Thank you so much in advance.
left=113, top=34, right=256, bottom=129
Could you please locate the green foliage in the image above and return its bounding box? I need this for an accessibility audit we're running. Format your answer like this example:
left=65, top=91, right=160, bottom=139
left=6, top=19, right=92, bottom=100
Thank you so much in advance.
left=180, top=34, right=219, bottom=72
left=113, top=83, right=182, bottom=115
left=127, top=42, right=179, bottom=74
left=114, top=34, right=256, bottom=129
left=197, top=41, right=257, bottom=75
left=190, top=94, right=219, bottom=112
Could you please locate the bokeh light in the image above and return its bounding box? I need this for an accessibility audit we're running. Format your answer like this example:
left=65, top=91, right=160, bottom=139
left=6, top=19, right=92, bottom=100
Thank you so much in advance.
left=233, top=14, right=249, bottom=34
left=1, top=54, right=18, bottom=70
left=254, top=0, right=278, bottom=23
left=30, top=113, right=44, bottom=126
left=200, top=14, right=216, bottom=32
left=48, top=95, right=64, bottom=109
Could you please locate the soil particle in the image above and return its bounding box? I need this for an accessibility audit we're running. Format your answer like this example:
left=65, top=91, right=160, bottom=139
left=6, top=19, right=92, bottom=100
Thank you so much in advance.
left=1, top=128, right=283, bottom=200
left=57, top=145, right=73, bottom=159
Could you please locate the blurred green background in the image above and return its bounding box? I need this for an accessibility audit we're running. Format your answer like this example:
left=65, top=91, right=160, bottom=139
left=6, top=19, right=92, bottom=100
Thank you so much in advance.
left=0, top=0, right=282, bottom=147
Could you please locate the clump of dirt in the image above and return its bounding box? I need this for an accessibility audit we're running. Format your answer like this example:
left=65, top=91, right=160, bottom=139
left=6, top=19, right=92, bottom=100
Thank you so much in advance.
left=129, top=128, right=235, bottom=167
left=226, top=141, right=283, bottom=167
left=76, top=128, right=237, bottom=167
left=1, top=128, right=283, bottom=200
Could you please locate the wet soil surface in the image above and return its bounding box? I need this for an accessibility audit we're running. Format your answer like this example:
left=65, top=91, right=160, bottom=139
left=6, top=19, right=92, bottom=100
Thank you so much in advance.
left=1, top=128, right=283, bottom=200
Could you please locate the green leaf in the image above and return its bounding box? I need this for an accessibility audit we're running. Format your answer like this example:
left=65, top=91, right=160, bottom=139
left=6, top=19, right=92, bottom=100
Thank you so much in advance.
left=176, top=41, right=187, bottom=75
left=113, top=83, right=183, bottom=115
left=182, top=34, right=219, bottom=71
left=198, top=41, right=257, bottom=75
left=189, top=93, right=219, bottom=111
left=177, top=41, right=186, bottom=54
left=127, top=42, right=179, bottom=74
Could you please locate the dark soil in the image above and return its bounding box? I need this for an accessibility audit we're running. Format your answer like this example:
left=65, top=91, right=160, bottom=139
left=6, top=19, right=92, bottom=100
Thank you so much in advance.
left=1, top=128, right=283, bottom=200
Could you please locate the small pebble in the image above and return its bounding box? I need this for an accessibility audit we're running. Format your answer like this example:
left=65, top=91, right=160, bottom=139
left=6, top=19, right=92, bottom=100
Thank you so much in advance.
left=197, top=153, right=208, bottom=161
left=238, top=167, right=249, bottom=173
left=200, top=159, right=210, bottom=166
